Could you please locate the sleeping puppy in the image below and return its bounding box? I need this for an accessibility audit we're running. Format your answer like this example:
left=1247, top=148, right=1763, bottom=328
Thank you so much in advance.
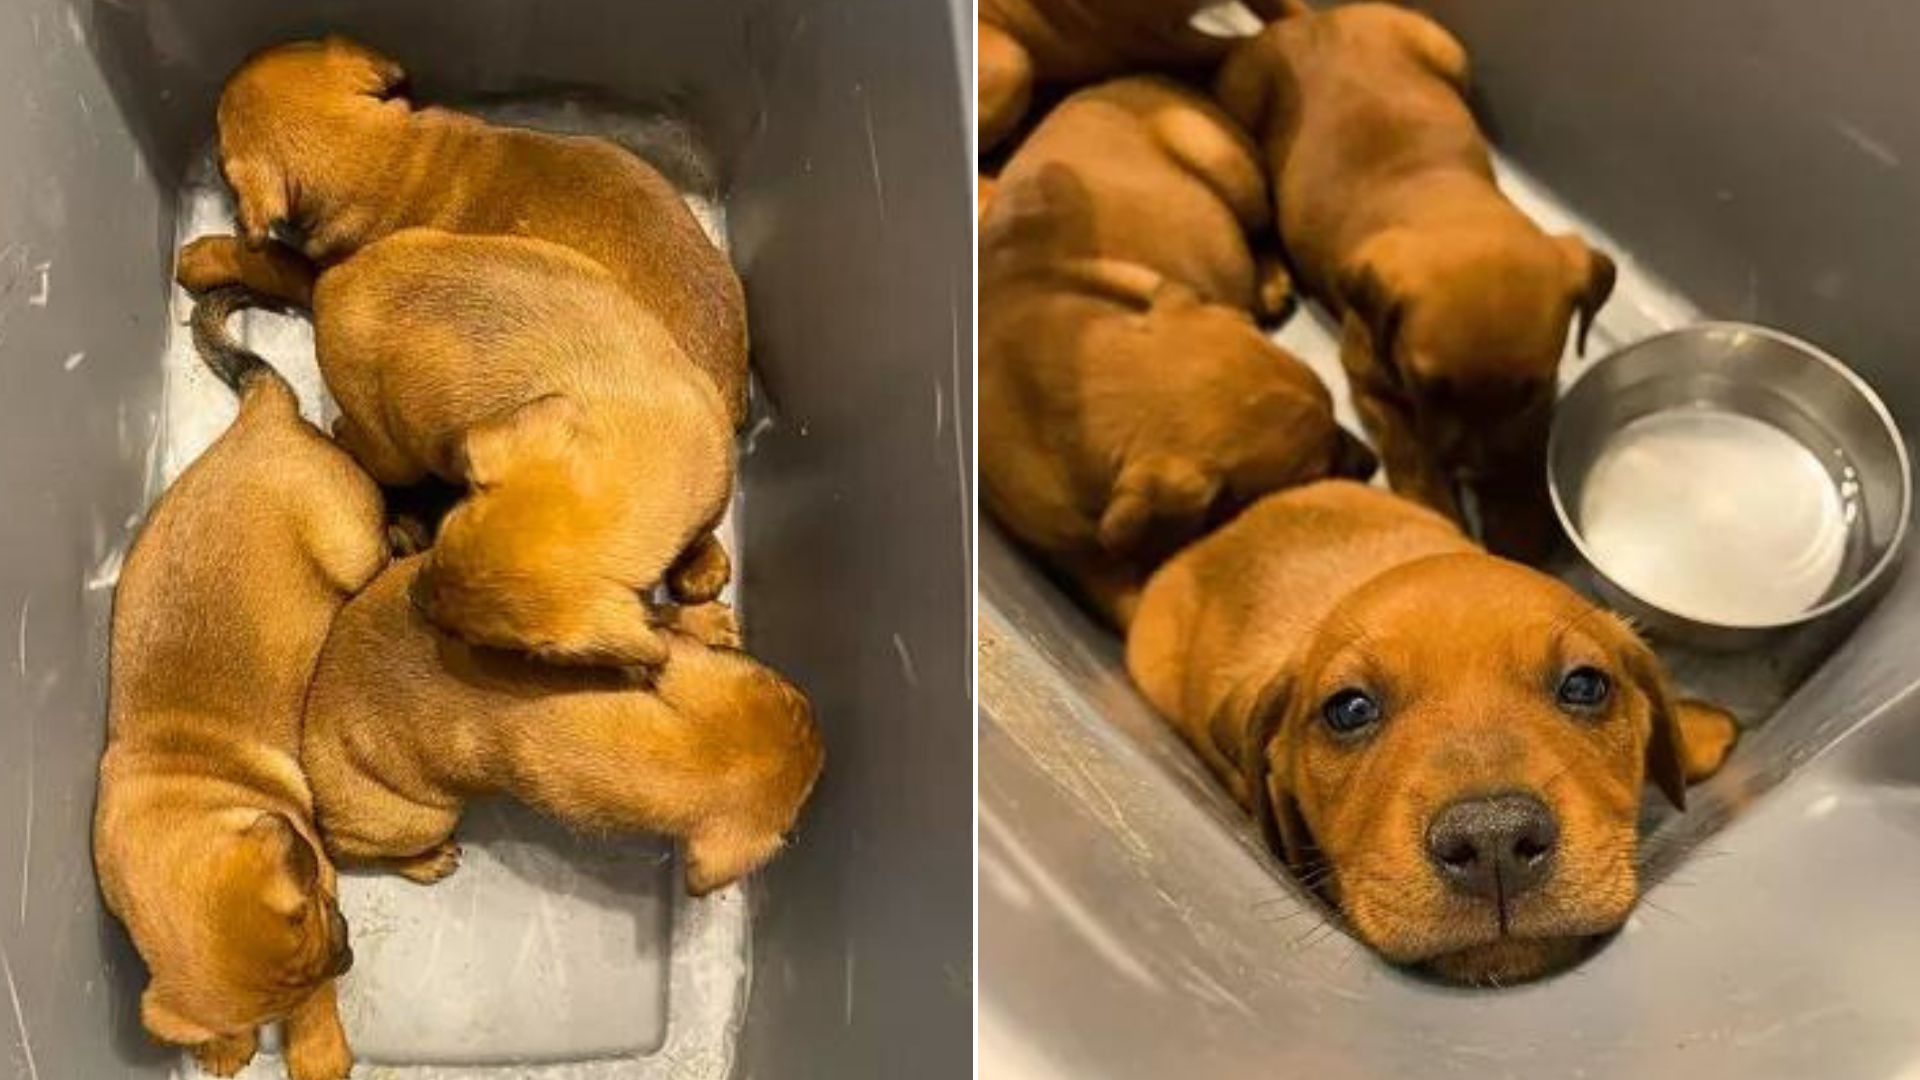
left=302, top=557, right=824, bottom=897
left=982, top=77, right=1374, bottom=625
left=1216, top=4, right=1616, bottom=559
left=980, top=0, right=1306, bottom=152
left=1127, top=481, right=1737, bottom=984
left=208, top=35, right=748, bottom=425
left=94, top=305, right=386, bottom=1078
left=183, top=230, right=734, bottom=668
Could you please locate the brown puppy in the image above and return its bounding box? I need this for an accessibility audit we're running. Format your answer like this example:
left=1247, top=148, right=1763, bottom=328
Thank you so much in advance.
left=184, top=230, right=734, bottom=668
left=209, top=35, right=748, bottom=425
left=1216, top=5, right=1616, bottom=559
left=982, top=77, right=1374, bottom=624
left=1127, top=481, right=1736, bottom=984
left=302, top=556, right=824, bottom=897
left=980, top=0, right=1306, bottom=151
left=94, top=318, right=385, bottom=1078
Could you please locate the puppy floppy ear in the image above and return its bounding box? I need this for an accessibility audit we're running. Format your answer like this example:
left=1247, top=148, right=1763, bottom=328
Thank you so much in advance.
left=1556, top=235, right=1616, bottom=356
left=141, top=987, right=218, bottom=1048
left=1208, top=669, right=1310, bottom=864
left=323, top=35, right=409, bottom=98
left=1618, top=636, right=1691, bottom=811
left=247, top=812, right=321, bottom=908
left=1099, top=457, right=1220, bottom=560
left=223, top=157, right=289, bottom=247
left=1337, top=234, right=1415, bottom=375
left=455, top=395, right=580, bottom=487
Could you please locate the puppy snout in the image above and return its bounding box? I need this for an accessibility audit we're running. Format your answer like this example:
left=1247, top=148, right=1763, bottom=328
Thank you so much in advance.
left=1424, top=793, right=1558, bottom=902
left=1331, top=428, right=1379, bottom=482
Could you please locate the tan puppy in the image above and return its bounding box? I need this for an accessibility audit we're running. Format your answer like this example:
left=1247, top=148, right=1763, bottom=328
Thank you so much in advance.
left=982, top=77, right=1374, bottom=624
left=980, top=0, right=1305, bottom=151
left=208, top=35, right=748, bottom=425
left=94, top=316, right=386, bottom=1078
left=302, top=557, right=824, bottom=897
left=1127, top=481, right=1736, bottom=985
left=1216, top=5, right=1616, bottom=559
left=183, top=230, right=734, bottom=668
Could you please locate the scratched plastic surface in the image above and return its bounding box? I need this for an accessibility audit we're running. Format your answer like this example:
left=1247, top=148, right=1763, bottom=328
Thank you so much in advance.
left=156, top=105, right=751, bottom=1078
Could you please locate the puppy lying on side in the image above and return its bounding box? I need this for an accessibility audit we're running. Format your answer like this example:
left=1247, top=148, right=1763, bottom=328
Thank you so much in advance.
left=94, top=304, right=386, bottom=1079
left=185, top=230, right=734, bottom=668
left=302, top=557, right=824, bottom=897
left=1128, top=481, right=1737, bottom=984
left=982, top=77, right=1374, bottom=624
left=1216, top=4, right=1616, bottom=559
left=980, top=0, right=1305, bottom=151
left=208, top=35, right=748, bottom=425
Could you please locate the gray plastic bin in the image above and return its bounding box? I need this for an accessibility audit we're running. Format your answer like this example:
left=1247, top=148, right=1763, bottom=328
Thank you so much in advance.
left=0, top=0, right=972, bottom=1077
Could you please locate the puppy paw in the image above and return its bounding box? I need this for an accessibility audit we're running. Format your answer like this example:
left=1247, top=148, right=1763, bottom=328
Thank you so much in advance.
left=666, top=535, right=732, bottom=605
left=1254, top=254, right=1296, bottom=324
left=393, top=841, right=462, bottom=885
left=283, top=1008, right=353, bottom=1080
left=176, top=235, right=244, bottom=294
left=685, top=829, right=784, bottom=897
left=386, top=515, right=433, bottom=557
left=670, top=602, right=743, bottom=649
left=191, top=1032, right=258, bottom=1077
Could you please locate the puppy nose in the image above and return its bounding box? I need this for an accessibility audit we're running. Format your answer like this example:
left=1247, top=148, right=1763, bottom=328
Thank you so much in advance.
left=1425, top=793, right=1559, bottom=901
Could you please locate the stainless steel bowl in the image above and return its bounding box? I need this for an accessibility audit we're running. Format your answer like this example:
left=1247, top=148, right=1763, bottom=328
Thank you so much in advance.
left=1549, top=322, right=1910, bottom=652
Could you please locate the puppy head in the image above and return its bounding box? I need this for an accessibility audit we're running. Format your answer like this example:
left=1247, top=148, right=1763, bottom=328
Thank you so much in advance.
left=1227, top=553, right=1686, bottom=985
left=136, top=812, right=351, bottom=1047
left=412, top=396, right=722, bottom=667
left=1341, top=229, right=1615, bottom=554
left=215, top=36, right=408, bottom=243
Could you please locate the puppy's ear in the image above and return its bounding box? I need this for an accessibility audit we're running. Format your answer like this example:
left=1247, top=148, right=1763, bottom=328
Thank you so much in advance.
left=1556, top=235, right=1617, bottom=356
left=141, top=986, right=217, bottom=1048
left=1209, top=669, right=1309, bottom=864
left=247, top=812, right=321, bottom=900
left=456, top=395, right=579, bottom=487
left=1618, top=635, right=1690, bottom=811
left=323, top=35, right=409, bottom=98
left=1213, top=40, right=1276, bottom=138
left=224, top=157, right=288, bottom=247
left=1099, top=457, right=1220, bottom=560
left=1337, top=234, right=1414, bottom=375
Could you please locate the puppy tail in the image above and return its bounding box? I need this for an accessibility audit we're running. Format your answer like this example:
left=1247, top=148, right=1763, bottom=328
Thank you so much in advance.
left=189, top=285, right=290, bottom=392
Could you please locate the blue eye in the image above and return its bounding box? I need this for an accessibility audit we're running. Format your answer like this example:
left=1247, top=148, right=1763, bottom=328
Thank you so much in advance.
left=1321, top=689, right=1382, bottom=735
left=1557, top=667, right=1611, bottom=709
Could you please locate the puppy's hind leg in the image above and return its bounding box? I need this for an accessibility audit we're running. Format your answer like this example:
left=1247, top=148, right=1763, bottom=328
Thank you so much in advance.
left=192, top=1031, right=258, bottom=1078
left=686, top=825, right=788, bottom=897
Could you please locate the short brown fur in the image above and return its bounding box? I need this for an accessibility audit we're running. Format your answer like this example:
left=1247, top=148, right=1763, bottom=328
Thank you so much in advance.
left=982, top=77, right=1373, bottom=624
left=181, top=229, right=734, bottom=668
left=1216, top=5, right=1616, bottom=559
left=1127, top=481, right=1735, bottom=984
left=94, top=373, right=386, bottom=1079
left=302, top=557, right=824, bottom=897
left=209, top=35, right=748, bottom=424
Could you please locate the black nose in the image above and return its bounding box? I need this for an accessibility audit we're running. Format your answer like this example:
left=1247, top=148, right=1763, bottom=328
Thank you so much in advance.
left=1425, top=793, right=1559, bottom=901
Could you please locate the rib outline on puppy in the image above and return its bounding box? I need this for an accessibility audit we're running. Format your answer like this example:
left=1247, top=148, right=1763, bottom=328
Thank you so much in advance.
left=184, top=231, right=734, bottom=668
left=209, top=35, right=749, bottom=425
left=302, top=557, right=824, bottom=897
left=1127, top=481, right=1737, bottom=985
left=1216, top=4, right=1616, bottom=559
left=982, top=77, right=1374, bottom=624
left=95, top=291, right=385, bottom=1079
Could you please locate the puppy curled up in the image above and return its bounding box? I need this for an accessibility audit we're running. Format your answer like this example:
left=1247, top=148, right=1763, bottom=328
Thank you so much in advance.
left=1127, top=481, right=1737, bottom=985
left=1217, top=3, right=1616, bottom=559
left=205, top=34, right=749, bottom=424
left=981, top=77, right=1375, bottom=624
left=183, top=230, right=735, bottom=668
left=94, top=300, right=386, bottom=1079
left=302, top=557, right=824, bottom=897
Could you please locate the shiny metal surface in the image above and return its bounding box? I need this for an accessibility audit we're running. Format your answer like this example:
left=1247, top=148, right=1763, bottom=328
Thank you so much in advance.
left=1549, top=322, right=1910, bottom=653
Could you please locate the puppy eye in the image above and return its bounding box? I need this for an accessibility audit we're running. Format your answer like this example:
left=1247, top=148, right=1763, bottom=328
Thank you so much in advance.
left=1321, top=688, right=1382, bottom=736
left=1557, top=666, right=1611, bottom=710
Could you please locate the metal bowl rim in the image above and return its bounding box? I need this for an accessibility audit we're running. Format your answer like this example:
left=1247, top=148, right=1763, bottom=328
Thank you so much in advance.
left=1547, top=320, right=1913, bottom=632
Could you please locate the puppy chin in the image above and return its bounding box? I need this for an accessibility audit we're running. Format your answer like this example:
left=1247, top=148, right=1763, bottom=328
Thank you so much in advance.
left=1422, top=935, right=1596, bottom=986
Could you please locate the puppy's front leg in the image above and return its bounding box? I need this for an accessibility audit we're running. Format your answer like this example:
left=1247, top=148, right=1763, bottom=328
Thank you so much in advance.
left=191, top=1030, right=258, bottom=1078
left=666, top=533, right=732, bottom=605
left=282, top=981, right=353, bottom=1080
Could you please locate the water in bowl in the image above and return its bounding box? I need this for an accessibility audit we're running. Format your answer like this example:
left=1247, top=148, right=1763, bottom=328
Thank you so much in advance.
left=1577, top=405, right=1858, bottom=626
